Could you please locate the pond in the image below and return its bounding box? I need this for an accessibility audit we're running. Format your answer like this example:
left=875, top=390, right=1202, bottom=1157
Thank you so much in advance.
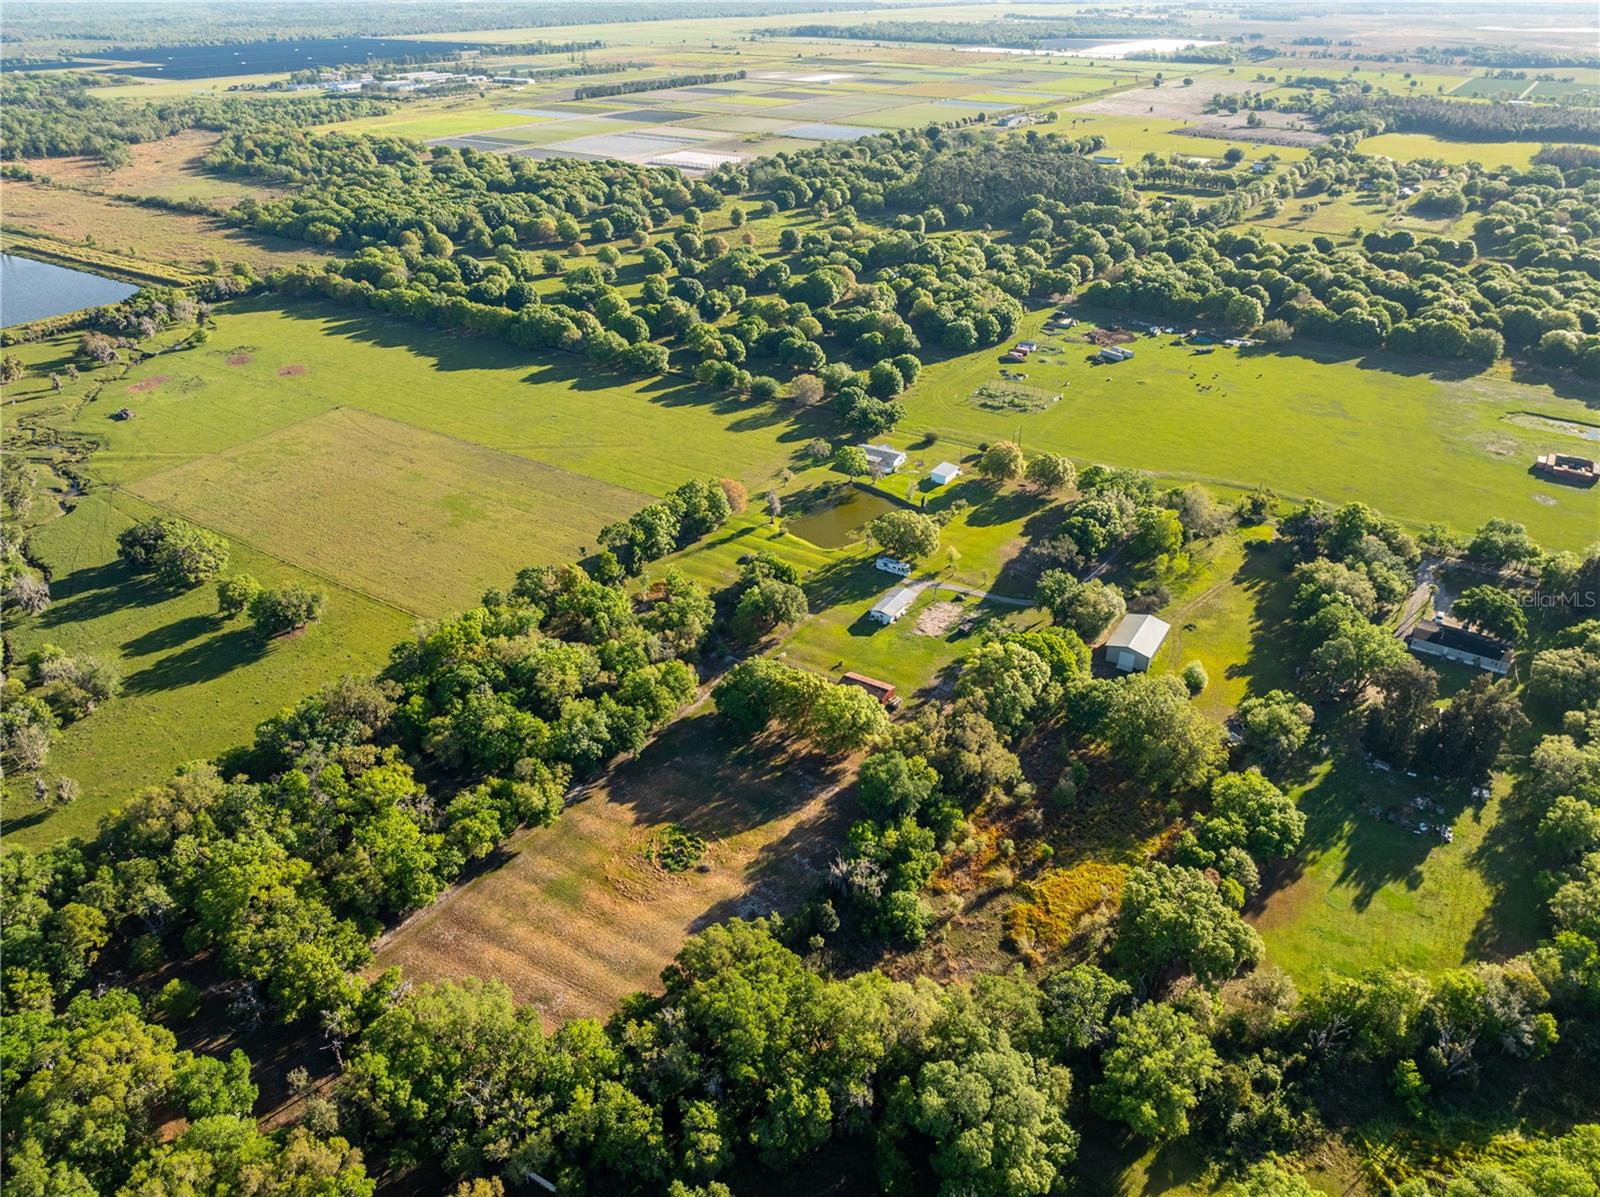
left=1, top=254, right=139, bottom=328
left=788, top=488, right=904, bottom=549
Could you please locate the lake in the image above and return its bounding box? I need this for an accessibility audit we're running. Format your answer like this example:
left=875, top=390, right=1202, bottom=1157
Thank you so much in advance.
left=1, top=254, right=139, bottom=328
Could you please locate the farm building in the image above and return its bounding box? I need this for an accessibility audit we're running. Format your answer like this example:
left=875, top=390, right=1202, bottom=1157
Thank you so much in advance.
left=860, top=444, right=907, bottom=474
left=1098, top=345, right=1135, bottom=363
left=929, top=462, right=961, bottom=487
left=875, top=556, right=913, bottom=577
left=868, top=586, right=918, bottom=625
left=1104, top=613, right=1169, bottom=672
left=840, top=671, right=897, bottom=705
left=1093, top=153, right=1123, bottom=165
left=1406, top=619, right=1513, bottom=675
left=1534, top=453, right=1597, bottom=487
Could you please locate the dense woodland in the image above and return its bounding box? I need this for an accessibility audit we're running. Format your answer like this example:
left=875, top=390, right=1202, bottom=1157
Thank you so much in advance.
left=0, top=72, right=394, bottom=164
left=186, top=126, right=1600, bottom=409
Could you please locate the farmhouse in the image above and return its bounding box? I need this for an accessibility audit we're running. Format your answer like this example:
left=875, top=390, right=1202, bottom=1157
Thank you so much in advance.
left=1534, top=452, right=1598, bottom=487
left=929, top=462, right=961, bottom=487
left=1104, top=613, right=1169, bottom=672
left=868, top=586, right=918, bottom=625
left=860, top=444, right=907, bottom=474
left=1406, top=619, right=1514, bottom=675
left=840, top=671, right=897, bottom=705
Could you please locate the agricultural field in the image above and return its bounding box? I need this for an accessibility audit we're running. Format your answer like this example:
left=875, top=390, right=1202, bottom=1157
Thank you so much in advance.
left=1358, top=131, right=1546, bottom=170
left=373, top=709, right=855, bottom=1023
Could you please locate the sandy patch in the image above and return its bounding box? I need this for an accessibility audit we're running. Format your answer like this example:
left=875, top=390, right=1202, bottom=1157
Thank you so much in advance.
left=277, top=364, right=306, bottom=377
left=225, top=353, right=252, bottom=367
left=126, top=374, right=170, bottom=393
left=915, top=600, right=965, bottom=637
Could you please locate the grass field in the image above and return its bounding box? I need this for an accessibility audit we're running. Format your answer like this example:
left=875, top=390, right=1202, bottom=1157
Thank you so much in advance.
left=3, top=297, right=823, bottom=838
left=1, top=183, right=330, bottom=272
left=372, top=710, right=855, bottom=1025
left=127, top=406, right=651, bottom=614
left=1250, top=760, right=1543, bottom=984
left=903, top=309, right=1600, bottom=550
left=21, top=130, right=285, bottom=206
left=1357, top=132, right=1544, bottom=170
left=5, top=490, right=410, bottom=847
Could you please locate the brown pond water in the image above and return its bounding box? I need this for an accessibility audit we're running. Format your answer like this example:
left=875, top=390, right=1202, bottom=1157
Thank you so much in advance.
left=788, top=488, right=902, bottom=549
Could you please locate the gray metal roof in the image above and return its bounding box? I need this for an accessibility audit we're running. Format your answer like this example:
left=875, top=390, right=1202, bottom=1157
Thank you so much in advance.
left=1105, top=613, right=1170, bottom=658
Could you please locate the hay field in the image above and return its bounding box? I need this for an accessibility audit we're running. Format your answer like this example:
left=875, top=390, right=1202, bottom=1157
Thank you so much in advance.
left=373, top=712, right=854, bottom=1024
left=128, top=407, right=650, bottom=614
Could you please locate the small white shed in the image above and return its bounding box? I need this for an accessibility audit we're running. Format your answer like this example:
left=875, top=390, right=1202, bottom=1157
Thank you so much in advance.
left=929, top=462, right=961, bottom=487
left=1104, top=613, right=1170, bottom=672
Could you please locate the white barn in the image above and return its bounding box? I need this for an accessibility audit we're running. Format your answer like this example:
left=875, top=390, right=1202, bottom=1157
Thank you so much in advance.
left=929, top=462, right=961, bottom=487
left=1104, top=613, right=1169, bottom=672
left=869, top=586, right=918, bottom=625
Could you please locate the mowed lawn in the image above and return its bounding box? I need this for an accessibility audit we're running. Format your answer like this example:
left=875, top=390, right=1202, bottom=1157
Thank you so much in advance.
left=373, top=710, right=855, bottom=1025
left=905, top=310, right=1600, bottom=550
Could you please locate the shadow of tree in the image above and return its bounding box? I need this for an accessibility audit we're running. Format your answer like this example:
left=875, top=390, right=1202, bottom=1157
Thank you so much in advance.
left=122, top=625, right=267, bottom=695
left=121, top=612, right=222, bottom=657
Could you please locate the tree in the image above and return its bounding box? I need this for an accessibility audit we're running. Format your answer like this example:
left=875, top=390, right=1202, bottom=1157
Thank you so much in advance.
left=955, top=641, right=1057, bottom=740
left=1453, top=585, right=1528, bottom=643
left=249, top=585, right=326, bottom=637
left=802, top=682, right=890, bottom=754
left=885, top=1042, right=1077, bottom=1197
left=1236, top=689, right=1314, bottom=767
left=978, top=441, right=1025, bottom=483
left=1468, top=519, right=1539, bottom=569
left=833, top=445, right=871, bottom=479
left=215, top=574, right=260, bottom=618
left=1100, top=674, right=1226, bottom=793
left=1036, top=572, right=1125, bottom=641
left=1093, top=1002, right=1220, bottom=1141
left=857, top=750, right=940, bottom=822
left=1433, top=676, right=1529, bottom=784
left=1116, top=862, right=1262, bottom=984
left=2, top=352, right=24, bottom=383
left=1224, top=293, right=1264, bottom=330
left=1130, top=506, right=1184, bottom=564
left=731, top=576, right=809, bottom=642
left=116, top=517, right=229, bottom=588
left=718, top=478, right=747, bottom=514
left=868, top=509, right=940, bottom=560
left=1025, top=452, right=1075, bottom=493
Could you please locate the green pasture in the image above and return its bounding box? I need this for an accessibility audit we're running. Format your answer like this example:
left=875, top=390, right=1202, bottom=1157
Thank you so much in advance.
left=903, top=310, right=1600, bottom=550
left=128, top=406, right=649, bottom=615
left=1253, top=763, right=1543, bottom=984
left=5, top=490, right=409, bottom=848
left=1358, top=132, right=1543, bottom=170
left=1147, top=524, right=1294, bottom=721
left=1039, top=112, right=1312, bottom=163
